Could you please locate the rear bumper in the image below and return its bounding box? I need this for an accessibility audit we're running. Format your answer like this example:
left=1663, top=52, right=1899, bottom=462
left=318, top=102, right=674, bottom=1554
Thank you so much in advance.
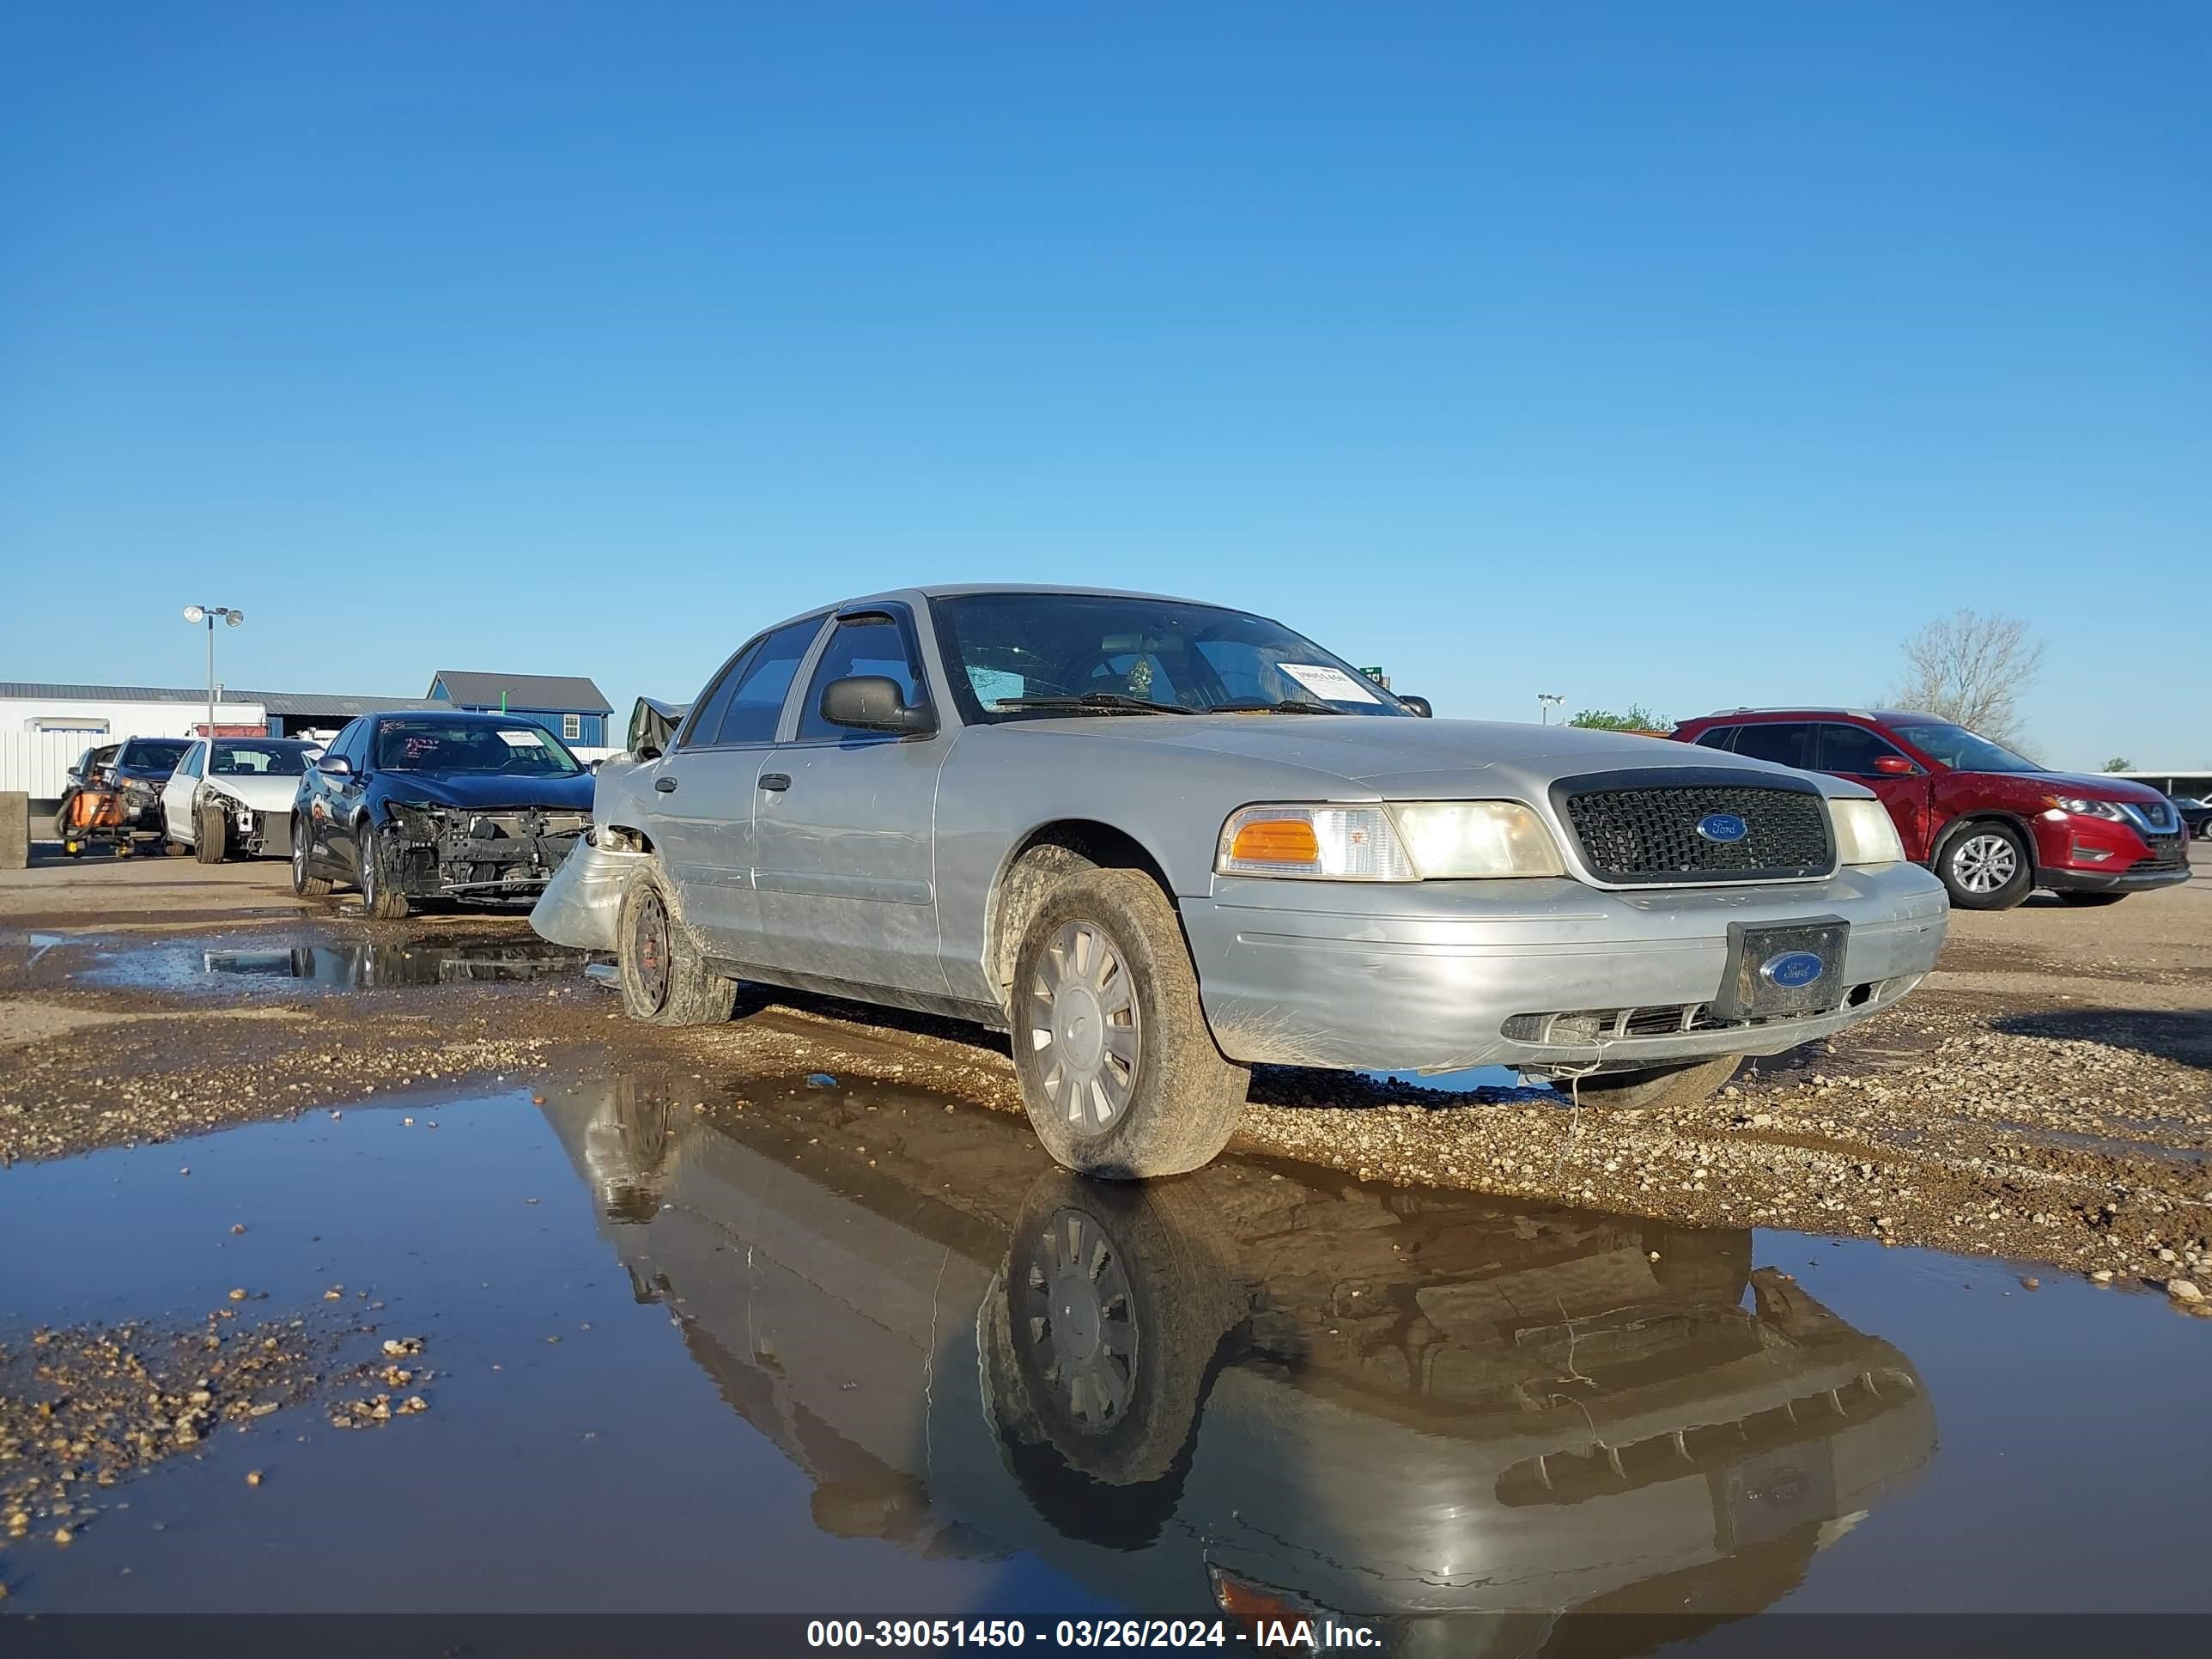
left=529, top=831, right=648, bottom=951
left=1182, top=863, right=1950, bottom=1075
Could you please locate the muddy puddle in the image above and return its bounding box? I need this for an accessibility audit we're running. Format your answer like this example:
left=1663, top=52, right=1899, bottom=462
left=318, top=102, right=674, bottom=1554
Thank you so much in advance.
left=75, top=933, right=591, bottom=994
left=2, top=1071, right=2205, bottom=1638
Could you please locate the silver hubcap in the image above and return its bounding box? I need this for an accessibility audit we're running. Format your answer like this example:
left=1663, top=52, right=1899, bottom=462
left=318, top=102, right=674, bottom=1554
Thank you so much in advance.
left=1019, top=1207, right=1137, bottom=1434
left=1029, top=921, right=1141, bottom=1134
left=1954, top=833, right=2019, bottom=894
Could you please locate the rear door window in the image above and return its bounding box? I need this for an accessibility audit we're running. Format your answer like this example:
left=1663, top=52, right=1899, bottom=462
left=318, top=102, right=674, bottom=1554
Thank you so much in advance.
left=680, top=647, right=758, bottom=750
left=714, top=617, right=826, bottom=745
left=1729, top=721, right=1815, bottom=769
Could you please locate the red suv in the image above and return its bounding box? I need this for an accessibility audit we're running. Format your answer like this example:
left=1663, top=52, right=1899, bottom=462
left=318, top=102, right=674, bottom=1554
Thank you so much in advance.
left=1669, top=708, right=2191, bottom=911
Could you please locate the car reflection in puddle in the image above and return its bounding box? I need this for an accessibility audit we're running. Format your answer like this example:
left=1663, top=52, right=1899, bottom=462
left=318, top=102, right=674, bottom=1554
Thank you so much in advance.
left=201, top=939, right=589, bottom=989
left=542, top=1077, right=1935, bottom=1646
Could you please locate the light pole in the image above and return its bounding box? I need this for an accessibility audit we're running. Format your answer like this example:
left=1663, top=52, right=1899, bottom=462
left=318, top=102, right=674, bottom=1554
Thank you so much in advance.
left=182, top=605, right=244, bottom=736
left=1536, top=692, right=1564, bottom=726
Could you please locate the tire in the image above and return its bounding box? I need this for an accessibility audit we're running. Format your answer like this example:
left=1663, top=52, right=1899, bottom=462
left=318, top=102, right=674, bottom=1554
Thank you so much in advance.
left=1559, top=1054, right=1742, bottom=1112
left=616, top=871, right=737, bottom=1026
left=1936, top=820, right=2033, bottom=911
left=291, top=814, right=334, bottom=897
left=2057, top=891, right=2127, bottom=907
left=357, top=822, right=410, bottom=921
left=1010, top=866, right=1248, bottom=1180
left=980, top=1171, right=1242, bottom=1513
left=194, top=803, right=228, bottom=864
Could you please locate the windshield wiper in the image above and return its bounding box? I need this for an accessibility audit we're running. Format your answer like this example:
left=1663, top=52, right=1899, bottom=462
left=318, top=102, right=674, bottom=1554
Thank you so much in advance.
left=1215, top=698, right=1342, bottom=714
left=994, top=694, right=1199, bottom=715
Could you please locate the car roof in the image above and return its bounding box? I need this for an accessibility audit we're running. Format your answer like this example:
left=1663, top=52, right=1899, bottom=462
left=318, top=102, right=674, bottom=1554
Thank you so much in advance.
left=362, top=708, right=556, bottom=724
left=1689, top=708, right=1942, bottom=725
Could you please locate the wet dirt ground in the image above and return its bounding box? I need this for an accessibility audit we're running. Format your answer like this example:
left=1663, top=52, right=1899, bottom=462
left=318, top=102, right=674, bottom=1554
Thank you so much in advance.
left=2, top=848, right=2208, bottom=1633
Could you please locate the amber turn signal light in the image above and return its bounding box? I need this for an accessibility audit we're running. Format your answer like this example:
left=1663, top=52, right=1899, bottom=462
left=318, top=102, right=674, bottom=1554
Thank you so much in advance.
left=1227, top=817, right=1322, bottom=865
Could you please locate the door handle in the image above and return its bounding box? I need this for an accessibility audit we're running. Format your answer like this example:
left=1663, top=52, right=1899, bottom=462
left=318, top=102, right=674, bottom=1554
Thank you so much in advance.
left=653, top=776, right=679, bottom=793
left=759, top=773, right=792, bottom=793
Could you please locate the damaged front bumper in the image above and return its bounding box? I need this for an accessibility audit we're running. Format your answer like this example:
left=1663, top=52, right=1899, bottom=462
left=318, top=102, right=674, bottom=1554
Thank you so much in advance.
left=1185, top=861, right=1951, bottom=1076
left=380, top=804, right=591, bottom=899
left=528, top=829, right=650, bottom=949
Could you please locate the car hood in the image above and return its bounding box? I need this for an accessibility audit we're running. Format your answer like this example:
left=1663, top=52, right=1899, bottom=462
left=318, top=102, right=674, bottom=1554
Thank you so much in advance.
left=993, top=714, right=1841, bottom=797
left=200, top=775, right=308, bottom=814
left=372, top=772, right=595, bottom=811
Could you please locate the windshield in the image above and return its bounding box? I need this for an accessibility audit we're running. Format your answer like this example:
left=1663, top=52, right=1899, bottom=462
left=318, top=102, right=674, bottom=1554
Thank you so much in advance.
left=210, top=742, right=311, bottom=778
left=119, top=739, right=191, bottom=771
left=372, top=720, right=582, bottom=775
left=931, top=592, right=1408, bottom=721
left=1892, top=721, right=2042, bottom=774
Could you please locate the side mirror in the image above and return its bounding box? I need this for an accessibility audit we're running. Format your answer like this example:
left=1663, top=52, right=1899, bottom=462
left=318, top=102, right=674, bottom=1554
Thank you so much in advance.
left=820, top=676, right=935, bottom=736
left=1397, top=695, right=1434, bottom=719
left=319, top=755, right=354, bottom=776
left=1873, top=754, right=1918, bottom=776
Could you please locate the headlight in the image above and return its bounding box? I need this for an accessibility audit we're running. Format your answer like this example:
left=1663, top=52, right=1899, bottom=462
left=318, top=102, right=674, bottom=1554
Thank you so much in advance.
left=2045, top=795, right=2123, bottom=820
left=1832, top=798, right=1906, bottom=866
left=1216, top=802, right=1565, bottom=880
left=1391, top=801, right=1566, bottom=878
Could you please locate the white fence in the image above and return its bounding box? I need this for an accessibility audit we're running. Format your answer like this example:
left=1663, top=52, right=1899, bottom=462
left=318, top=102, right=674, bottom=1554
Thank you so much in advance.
left=1, top=731, right=94, bottom=805
left=0, top=732, right=629, bottom=809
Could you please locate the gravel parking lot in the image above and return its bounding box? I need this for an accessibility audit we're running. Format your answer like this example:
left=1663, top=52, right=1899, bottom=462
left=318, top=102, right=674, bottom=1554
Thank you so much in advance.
left=3, top=842, right=2208, bottom=1290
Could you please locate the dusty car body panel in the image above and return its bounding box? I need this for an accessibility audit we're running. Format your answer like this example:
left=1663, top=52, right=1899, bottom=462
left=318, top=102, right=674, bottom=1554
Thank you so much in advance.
left=557, top=585, right=1949, bottom=1077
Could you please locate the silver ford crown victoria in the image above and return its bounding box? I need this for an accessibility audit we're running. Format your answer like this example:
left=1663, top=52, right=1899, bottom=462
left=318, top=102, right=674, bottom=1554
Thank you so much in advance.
left=535, top=586, right=1948, bottom=1178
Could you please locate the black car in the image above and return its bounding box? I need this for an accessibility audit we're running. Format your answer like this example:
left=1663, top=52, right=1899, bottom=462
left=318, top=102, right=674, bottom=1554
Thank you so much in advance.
left=2172, top=796, right=2212, bottom=840
left=106, top=737, right=196, bottom=850
left=291, top=711, right=594, bottom=919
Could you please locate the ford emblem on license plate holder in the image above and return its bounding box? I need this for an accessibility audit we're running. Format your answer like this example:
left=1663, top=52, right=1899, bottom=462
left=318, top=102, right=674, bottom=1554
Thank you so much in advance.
left=1714, top=916, right=1850, bottom=1020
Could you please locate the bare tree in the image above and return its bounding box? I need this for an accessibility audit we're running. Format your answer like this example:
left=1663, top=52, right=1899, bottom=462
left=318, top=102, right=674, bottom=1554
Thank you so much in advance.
left=1887, top=610, right=2045, bottom=745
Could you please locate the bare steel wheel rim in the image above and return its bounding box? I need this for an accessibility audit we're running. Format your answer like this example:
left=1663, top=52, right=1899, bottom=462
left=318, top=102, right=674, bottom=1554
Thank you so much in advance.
left=1953, top=832, right=2019, bottom=895
left=634, top=890, right=672, bottom=1012
left=1018, top=1207, right=1138, bottom=1435
left=1029, top=920, right=1142, bottom=1134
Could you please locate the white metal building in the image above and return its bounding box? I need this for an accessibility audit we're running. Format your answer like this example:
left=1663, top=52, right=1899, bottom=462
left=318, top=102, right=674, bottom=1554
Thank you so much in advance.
left=0, top=680, right=619, bottom=808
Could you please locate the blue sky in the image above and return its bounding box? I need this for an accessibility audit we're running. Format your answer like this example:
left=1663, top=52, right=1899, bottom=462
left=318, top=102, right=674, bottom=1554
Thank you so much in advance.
left=3, top=3, right=2205, bottom=767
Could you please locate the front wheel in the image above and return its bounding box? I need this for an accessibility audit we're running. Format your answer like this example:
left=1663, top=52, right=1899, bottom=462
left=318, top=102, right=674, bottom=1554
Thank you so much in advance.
left=291, top=815, right=334, bottom=896
left=616, top=872, right=737, bottom=1026
left=1011, top=867, right=1248, bottom=1180
left=194, top=802, right=228, bottom=864
left=358, top=823, right=410, bottom=920
left=1938, top=821, right=2033, bottom=910
left=2057, top=890, right=2127, bottom=907
left=1553, top=1054, right=1742, bottom=1112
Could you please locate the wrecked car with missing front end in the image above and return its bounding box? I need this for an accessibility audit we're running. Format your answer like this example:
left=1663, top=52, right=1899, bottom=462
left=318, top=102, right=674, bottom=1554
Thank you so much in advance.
left=291, top=711, right=594, bottom=920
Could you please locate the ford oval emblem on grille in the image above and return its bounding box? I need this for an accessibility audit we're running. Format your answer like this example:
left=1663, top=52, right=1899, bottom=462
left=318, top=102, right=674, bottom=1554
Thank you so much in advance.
left=1696, top=811, right=1749, bottom=843
left=1760, top=951, right=1826, bottom=989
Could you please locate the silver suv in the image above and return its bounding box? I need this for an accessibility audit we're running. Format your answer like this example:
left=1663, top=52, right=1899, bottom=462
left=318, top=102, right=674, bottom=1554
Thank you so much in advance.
left=536, top=586, right=1948, bottom=1177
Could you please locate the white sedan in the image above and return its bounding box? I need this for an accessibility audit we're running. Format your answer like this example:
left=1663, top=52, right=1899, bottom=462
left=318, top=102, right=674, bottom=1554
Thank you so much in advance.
left=161, top=738, right=322, bottom=863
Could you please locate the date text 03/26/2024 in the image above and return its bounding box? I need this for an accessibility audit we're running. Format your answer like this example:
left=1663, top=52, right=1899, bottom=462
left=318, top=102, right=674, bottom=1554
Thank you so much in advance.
left=805, top=1620, right=1382, bottom=1650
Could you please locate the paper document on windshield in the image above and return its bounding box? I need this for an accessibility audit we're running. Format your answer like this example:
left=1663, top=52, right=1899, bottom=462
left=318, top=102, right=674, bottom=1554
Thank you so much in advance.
left=497, top=731, right=549, bottom=747
left=1279, top=663, right=1382, bottom=704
